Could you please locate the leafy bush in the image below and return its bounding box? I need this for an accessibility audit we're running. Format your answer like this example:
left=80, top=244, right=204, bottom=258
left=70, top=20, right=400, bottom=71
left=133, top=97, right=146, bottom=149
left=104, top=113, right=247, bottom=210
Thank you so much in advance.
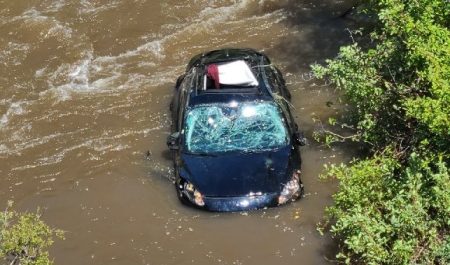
left=322, top=152, right=450, bottom=264
left=313, top=0, right=450, bottom=263
left=313, top=0, right=449, bottom=150
left=0, top=202, right=63, bottom=265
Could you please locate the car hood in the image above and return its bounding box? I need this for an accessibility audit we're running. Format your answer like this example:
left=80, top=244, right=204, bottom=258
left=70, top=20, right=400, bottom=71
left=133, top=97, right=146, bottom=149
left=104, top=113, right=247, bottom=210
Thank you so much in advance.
left=180, top=146, right=293, bottom=197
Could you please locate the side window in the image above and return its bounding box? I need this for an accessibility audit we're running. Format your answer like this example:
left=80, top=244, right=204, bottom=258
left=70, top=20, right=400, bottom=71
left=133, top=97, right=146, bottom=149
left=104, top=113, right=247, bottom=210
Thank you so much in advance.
left=192, top=67, right=203, bottom=92
left=176, top=69, right=195, bottom=130
left=172, top=74, right=185, bottom=105
left=272, top=66, right=291, bottom=100
left=264, top=67, right=281, bottom=94
left=277, top=100, right=297, bottom=133
left=176, top=80, right=188, bottom=129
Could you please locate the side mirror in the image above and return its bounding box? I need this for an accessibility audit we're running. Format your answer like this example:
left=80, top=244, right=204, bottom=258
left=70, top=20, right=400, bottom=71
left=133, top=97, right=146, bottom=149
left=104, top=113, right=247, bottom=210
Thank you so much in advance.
left=167, top=132, right=180, bottom=150
left=293, top=131, right=306, bottom=146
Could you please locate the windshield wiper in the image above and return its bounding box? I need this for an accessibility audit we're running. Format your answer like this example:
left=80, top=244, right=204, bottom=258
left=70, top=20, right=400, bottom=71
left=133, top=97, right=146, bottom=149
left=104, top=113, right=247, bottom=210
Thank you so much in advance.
left=187, top=152, right=218, bottom=157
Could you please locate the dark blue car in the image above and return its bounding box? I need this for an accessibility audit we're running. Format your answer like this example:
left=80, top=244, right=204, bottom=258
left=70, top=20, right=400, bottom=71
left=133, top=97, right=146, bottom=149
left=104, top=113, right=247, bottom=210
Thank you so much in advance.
left=167, top=48, right=305, bottom=211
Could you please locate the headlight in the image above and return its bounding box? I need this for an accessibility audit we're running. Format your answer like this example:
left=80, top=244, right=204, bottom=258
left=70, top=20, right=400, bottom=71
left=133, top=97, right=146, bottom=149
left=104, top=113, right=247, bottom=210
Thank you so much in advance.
left=180, top=180, right=205, bottom=207
left=278, top=170, right=302, bottom=205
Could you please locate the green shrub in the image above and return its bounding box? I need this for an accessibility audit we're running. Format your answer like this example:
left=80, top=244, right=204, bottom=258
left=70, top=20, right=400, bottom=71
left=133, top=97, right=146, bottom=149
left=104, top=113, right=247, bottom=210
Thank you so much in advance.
left=313, top=0, right=450, bottom=263
left=0, top=202, right=63, bottom=265
left=322, top=152, right=450, bottom=264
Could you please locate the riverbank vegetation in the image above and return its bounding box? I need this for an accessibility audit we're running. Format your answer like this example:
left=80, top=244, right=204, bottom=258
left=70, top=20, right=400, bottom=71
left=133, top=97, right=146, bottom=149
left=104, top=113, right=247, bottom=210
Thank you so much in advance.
left=312, top=0, right=449, bottom=264
left=0, top=202, right=63, bottom=265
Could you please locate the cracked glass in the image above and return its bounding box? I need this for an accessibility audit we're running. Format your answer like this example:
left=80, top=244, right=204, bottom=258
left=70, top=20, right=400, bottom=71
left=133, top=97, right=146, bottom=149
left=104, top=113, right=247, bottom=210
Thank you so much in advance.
left=184, top=101, right=289, bottom=154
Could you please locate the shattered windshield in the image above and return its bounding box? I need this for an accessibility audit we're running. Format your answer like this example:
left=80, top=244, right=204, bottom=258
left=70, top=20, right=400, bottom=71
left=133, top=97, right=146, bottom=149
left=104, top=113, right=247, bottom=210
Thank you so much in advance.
left=184, top=101, right=289, bottom=154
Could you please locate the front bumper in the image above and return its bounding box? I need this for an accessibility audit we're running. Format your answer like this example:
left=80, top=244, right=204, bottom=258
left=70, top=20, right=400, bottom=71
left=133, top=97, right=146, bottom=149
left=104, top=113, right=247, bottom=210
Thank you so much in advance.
left=202, top=193, right=279, bottom=212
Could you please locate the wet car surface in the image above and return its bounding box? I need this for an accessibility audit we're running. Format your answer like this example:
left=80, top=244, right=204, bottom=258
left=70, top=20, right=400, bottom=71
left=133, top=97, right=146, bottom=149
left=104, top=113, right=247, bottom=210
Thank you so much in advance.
left=167, top=49, right=306, bottom=211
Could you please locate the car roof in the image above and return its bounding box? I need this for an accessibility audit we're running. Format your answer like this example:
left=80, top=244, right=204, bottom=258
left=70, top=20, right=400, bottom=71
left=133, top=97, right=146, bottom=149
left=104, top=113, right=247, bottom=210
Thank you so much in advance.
left=186, top=48, right=276, bottom=106
left=188, top=91, right=273, bottom=108
left=186, top=48, right=271, bottom=71
left=186, top=48, right=271, bottom=99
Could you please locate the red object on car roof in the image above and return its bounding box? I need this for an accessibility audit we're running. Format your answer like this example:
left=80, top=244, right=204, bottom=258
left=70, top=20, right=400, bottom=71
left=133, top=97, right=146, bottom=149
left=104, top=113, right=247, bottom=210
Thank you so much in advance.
left=207, top=64, right=220, bottom=89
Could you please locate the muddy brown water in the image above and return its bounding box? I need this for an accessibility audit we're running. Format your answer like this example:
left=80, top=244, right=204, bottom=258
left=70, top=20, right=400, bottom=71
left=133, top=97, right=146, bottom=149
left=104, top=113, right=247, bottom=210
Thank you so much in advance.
left=0, top=1, right=358, bottom=264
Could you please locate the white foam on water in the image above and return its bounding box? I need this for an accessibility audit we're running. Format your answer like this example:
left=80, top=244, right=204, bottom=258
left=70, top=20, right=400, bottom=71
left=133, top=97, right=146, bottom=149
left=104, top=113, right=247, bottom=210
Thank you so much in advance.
left=197, top=1, right=249, bottom=21
left=8, top=139, right=99, bottom=171
left=5, top=8, right=45, bottom=25
left=41, top=49, right=94, bottom=100
left=0, top=144, right=9, bottom=154
left=10, top=126, right=162, bottom=171
left=0, top=42, right=32, bottom=66
left=90, top=1, right=254, bottom=85
left=43, top=48, right=183, bottom=100
left=43, top=21, right=73, bottom=40
left=94, top=39, right=165, bottom=65
left=0, top=128, right=88, bottom=156
left=89, top=75, right=121, bottom=90
left=18, top=0, right=71, bottom=14
left=6, top=0, right=284, bottom=104
left=1, top=7, right=82, bottom=91
left=0, top=101, right=30, bottom=127
left=78, top=0, right=122, bottom=14
left=67, top=53, right=92, bottom=89
left=33, top=0, right=263, bottom=102
left=35, top=67, right=47, bottom=78
left=6, top=8, right=74, bottom=42
left=245, top=9, right=287, bottom=25
left=91, top=0, right=253, bottom=67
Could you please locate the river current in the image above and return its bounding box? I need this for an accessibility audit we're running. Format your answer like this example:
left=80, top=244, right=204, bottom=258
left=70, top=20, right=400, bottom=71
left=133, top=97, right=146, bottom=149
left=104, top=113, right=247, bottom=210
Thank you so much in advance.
left=0, top=1, right=356, bottom=264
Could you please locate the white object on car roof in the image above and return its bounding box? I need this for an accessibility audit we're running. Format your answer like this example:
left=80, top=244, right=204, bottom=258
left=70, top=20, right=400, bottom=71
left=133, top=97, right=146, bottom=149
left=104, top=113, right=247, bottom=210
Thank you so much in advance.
left=217, top=60, right=259, bottom=86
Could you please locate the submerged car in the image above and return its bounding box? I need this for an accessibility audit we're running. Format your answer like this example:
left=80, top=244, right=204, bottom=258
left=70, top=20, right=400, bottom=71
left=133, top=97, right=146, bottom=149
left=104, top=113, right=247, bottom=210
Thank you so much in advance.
left=167, top=48, right=306, bottom=211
